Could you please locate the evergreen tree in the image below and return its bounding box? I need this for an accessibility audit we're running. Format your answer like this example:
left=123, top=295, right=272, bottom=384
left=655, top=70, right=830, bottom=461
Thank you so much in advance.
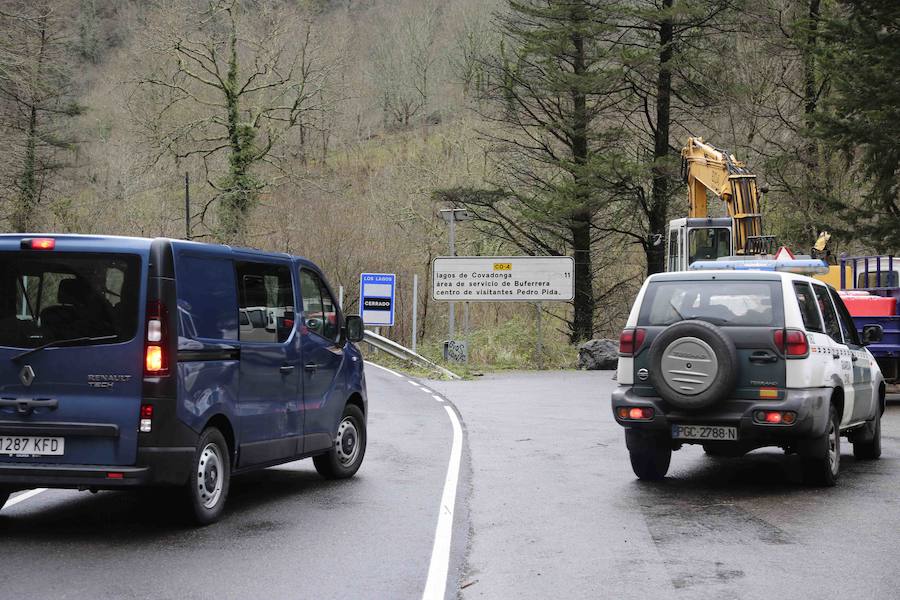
left=442, top=0, right=632, bottom=342
left=817, top=0, right=900, bottom=251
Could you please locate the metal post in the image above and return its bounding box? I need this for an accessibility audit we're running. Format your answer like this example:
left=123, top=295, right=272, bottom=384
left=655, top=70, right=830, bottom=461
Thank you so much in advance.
left=536, top=302, right=543, bottom=370
left=338, top=285, right=344, bottom=309
left=184, top=171, right=191, bottom=240
left=464, top=302, right=469, bottom=336
left=448, top=216, right=456, bottom=339
left=412, top=274, right=418, bottom=354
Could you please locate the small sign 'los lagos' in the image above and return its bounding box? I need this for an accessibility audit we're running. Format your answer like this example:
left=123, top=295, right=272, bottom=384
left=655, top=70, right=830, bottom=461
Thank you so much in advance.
left=360, top=272, right=396, bottom=326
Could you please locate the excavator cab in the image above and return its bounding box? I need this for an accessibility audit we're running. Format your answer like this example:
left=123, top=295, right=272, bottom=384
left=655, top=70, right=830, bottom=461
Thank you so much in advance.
left=667, top=137, right=778, bottom=272
left=666, top=217, right=734, bottom=271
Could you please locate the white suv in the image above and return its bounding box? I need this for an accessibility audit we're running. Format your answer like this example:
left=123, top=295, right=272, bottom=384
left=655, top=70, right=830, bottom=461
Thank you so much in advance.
left=611, top=269, right=886, bottom=486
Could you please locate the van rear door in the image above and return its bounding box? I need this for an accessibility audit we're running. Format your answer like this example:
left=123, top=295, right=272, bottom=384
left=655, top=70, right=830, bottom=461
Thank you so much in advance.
left=0, top=248, right=144, bottom=466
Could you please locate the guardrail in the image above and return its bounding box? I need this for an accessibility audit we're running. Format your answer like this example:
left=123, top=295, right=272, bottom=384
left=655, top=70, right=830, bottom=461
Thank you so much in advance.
left=362, top=330, right=461, bottom=380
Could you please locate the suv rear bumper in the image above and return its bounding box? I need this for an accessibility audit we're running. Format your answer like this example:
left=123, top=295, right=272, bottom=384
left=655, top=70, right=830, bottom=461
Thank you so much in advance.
left=0, top=446, right=194, bottom=491
left=611, top=386, right=832, bottom=446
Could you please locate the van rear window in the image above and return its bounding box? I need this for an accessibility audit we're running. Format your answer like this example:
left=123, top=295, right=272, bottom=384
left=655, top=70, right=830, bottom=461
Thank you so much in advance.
left=0, top=253, right=140, bottom=348
left=639, top=280, right=783, bottom=327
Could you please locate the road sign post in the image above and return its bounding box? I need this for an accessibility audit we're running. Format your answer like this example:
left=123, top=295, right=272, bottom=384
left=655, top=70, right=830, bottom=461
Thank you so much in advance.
left=439, top=208, right=474, bottom=342
left=360, top=273, right=396, bottom=328
left=412, top=273, right=418, bottom=354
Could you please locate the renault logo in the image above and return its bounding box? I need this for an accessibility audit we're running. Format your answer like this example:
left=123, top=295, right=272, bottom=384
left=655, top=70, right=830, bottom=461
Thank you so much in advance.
left=19, top=365, right=35, bottom=387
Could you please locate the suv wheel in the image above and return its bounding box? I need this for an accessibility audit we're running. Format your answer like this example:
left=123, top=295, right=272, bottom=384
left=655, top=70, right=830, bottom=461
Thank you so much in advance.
left=186, top=427, right=231, bottom=525
left=629, top=436, right=672, bottom=480
left=802, top=405, right=840, bottom=487
left=314, top=404, right=367, bottom=479
left=853, top=408, right=881, bottom=460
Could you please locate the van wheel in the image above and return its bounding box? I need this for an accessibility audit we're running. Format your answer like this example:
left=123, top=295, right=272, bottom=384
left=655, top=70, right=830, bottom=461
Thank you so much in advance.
left=186, top=427, right=231, bottom=525
left=853, top=409, right=881, bottom=460
left=314, top=404, right=366, bottom=479
left=629, top=438, right=671, bottom=480
left=802, top=405, right=840, bottom=487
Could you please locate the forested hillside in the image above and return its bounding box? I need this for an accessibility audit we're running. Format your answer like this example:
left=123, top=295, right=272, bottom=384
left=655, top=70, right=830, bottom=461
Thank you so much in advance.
left=0, top=0, right=897, bottom=354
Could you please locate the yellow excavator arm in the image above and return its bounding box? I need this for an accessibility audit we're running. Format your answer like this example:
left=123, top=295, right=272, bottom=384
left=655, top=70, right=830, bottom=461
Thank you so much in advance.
left=682, top=137, right=772, bottom=255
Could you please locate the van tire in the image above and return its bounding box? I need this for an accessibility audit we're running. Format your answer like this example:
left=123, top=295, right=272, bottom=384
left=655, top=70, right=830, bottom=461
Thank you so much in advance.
left=314, top=404, right=366, bottom=479
left=629, top=437, right=671, bottom=480
left=185, top=427, right=231, bottom=525
left=802, top=405, right=840, bottom=487
left=853, top=409, right=881, bottom=460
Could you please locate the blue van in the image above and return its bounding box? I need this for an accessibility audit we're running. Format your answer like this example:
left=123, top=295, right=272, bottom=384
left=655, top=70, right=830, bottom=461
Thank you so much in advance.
left=0, top=235, right=367, bottom=524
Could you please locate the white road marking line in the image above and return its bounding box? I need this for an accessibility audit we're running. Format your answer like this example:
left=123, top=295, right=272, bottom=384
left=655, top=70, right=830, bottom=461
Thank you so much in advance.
left=409, top=380, right=423, bottom=388
left=422, top=405, right=463, bottom=600
left=432, top=395, right=444, bottom=403
left=364, top=361, right=405, bottom=378
left=6, top=488, right=47, bottom=508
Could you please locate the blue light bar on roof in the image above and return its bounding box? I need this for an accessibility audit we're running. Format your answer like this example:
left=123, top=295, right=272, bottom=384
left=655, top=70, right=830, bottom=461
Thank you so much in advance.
left=689, top=258, right=829, bottom=275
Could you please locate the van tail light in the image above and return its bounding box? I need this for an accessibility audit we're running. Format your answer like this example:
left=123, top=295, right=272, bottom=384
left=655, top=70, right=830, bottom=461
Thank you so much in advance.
left=145, top=300, right=169, bottom=376
left=619, top=328, right=646, bottom=357
left=139, top=404, right=153, bottom=433
left=774, top=329, right=809, bottom=358
left=21, top=237, right=56, bottom=250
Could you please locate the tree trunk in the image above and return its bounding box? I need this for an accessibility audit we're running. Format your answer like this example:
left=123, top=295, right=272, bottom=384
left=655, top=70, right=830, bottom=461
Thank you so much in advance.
left=571, top=214, right=594, bottom=342
left=15, top=104, right=38, bottom=233
left=13, top=16, right=47, bottom=233
left=569, top=16, right=594, bottom=342
left=220, top=7, right=254, bottom=243
left=647, top=0, right=674, bottom=275
left=802, top=0, right=823, bottom=236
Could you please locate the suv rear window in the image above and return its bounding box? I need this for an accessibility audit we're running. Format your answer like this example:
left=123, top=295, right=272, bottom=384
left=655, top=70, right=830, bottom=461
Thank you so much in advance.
left=639, top=280, right=783, bottom=327
left=0, top=253, right=140, bottom=348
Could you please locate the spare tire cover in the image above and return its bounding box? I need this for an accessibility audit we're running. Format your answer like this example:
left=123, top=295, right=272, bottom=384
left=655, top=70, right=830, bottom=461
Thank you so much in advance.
left=647, top=320, right=738, bottom=410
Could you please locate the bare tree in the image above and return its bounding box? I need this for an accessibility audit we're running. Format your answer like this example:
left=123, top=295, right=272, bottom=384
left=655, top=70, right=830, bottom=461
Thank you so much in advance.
left=0, top=1, right=81, bottom=232
left=133, top=0, right=333, bottom=243
left=371, top=1, right=442, bottom=128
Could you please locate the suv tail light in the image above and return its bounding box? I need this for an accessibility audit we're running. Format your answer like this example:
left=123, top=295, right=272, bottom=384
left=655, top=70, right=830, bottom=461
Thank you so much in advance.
left=619, top=328, right=646, bottom=356
left=774, top=329, right=809, bottom=358
left=145, top=300, right=169, bottom=376
left=616, top=406, right=654, bottom=420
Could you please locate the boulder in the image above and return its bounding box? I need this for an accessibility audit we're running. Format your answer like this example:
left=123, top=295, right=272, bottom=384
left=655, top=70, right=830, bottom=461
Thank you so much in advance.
left=578, top=338, right=619, bottom=370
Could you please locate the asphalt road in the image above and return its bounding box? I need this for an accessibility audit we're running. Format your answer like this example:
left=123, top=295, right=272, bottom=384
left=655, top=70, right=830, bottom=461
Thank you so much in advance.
left=430, top=371, right=900, bottom=600
left=0, top=364, right=467, bottom=600
left=4, top=367, right=900, bottom=600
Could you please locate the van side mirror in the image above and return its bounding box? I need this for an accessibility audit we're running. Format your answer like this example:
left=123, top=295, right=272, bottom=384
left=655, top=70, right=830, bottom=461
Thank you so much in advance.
left=862, top=324, right=884, bottom=345
left=344, top=315, right=364, bottom=343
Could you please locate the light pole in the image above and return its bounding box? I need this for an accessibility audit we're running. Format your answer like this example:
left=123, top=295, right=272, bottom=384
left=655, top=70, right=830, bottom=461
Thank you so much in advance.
left=439, top=208, right=474, bottom=339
